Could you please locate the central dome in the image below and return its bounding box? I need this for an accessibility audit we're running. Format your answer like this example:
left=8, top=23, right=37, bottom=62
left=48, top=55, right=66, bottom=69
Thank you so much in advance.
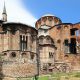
left=35, top=14, right=62, bottom=29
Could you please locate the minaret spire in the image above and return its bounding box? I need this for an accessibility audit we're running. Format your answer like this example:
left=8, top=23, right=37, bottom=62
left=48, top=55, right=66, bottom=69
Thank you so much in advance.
left=3, top=1, right=6, bottom=14
left=2, top=1, right=7, bottom=22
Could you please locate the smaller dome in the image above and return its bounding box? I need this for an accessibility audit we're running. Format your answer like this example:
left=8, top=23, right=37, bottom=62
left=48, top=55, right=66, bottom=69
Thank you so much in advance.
left=35, top=14, right=62, bottom=29
left=42, top=14, right=55, bottom=17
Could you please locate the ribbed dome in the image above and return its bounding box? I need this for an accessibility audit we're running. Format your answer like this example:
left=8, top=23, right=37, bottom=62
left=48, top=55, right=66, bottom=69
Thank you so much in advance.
left=35, top=14, right=62, bottom=29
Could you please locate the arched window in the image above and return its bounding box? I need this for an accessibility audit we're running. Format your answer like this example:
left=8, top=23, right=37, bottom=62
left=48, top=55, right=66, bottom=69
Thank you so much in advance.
left=70, top=38, right=76, bottom=53
left=30, top=53, right=34, bottom=60
left=42, top=17, right=47, bottom=25
left=20, top=35, right=27, bottom=51
left=70, top=28, right=78, bottom=36
left=64, top=39, right=70, bottom=53
left=64, top=39, right=68, bottom=46
left=4, top=53, right=7, bottom=56
left=48, top=17, right=53, bottom=26
left=46, top=37, right=50, bottom=43
left=49, top=52, right=53, bottom=58
left=3, top=53, right=7, bottom=58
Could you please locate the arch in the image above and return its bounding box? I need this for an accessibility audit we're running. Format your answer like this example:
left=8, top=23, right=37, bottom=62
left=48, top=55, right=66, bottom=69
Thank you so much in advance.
left=39, top=35, right=45, bottom=38
left=45, top=35, right=54, bottom=44
left=73, top=24, right=80, bottom=29
left=21, top=53, right=26, bottom=58
left=4, top=53, right=7, bottom=56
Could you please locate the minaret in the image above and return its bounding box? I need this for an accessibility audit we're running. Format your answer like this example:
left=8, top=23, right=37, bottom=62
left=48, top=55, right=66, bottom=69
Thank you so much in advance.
left=2, top=2, right=7, bottom=22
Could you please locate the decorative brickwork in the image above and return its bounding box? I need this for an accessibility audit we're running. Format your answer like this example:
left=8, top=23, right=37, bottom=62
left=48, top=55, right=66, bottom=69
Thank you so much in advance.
left=36, top=14, right=80, bottom=73
left=0, top=7, right=80, bottom=79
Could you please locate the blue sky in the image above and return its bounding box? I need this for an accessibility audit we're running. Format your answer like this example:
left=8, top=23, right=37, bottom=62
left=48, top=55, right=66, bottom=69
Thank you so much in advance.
left=0, top=0, right=80, bottom=26
left=22, top=0, right=80, bottom=23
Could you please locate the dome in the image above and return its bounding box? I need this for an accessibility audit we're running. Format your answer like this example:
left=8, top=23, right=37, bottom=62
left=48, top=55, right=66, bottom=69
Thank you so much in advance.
left=42, top=14, right=55, bottom=17
left=35, top=14, right=62, bottom=29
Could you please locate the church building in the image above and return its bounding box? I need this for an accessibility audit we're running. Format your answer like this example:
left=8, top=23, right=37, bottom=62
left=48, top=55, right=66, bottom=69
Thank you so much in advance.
left=0, top=3, right=38, bottom=79
left=36, top=14, right=80, bottom=73
left=0, top=3, right=80, bottom=80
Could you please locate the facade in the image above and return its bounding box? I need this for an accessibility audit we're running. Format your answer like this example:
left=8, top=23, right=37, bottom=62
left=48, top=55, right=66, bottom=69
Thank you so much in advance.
left=36, top=14, right=80, bottom=73
left=0, top=4, right=80, bottom=80
left=0, top=4, right=38, bottom=80
left=0, top=22, right=38, bottom=79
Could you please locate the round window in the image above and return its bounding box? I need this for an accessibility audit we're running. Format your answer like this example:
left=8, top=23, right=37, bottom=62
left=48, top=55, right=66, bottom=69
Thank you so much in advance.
left=4, top=53, right=7, bottom=56
left=11, top=52, right=16, bottom=57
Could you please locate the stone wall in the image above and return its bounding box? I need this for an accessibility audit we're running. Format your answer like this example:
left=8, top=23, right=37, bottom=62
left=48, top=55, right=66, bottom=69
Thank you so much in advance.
left=2, top=61, right=37, bottom=78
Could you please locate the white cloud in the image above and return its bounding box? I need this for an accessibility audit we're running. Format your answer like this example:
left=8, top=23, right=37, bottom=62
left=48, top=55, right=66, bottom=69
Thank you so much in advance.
left=0, top=0, right=37, bottom=26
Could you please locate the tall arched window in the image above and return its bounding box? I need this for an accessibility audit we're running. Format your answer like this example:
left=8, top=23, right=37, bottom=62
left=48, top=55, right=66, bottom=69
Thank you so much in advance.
left=20, top=35, right=27, bottom=51
left=49, top=52, right=54, bottom=58
left=70, top=38, right=76, bottom=53
left=64, top=39, right=70, bottom=53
